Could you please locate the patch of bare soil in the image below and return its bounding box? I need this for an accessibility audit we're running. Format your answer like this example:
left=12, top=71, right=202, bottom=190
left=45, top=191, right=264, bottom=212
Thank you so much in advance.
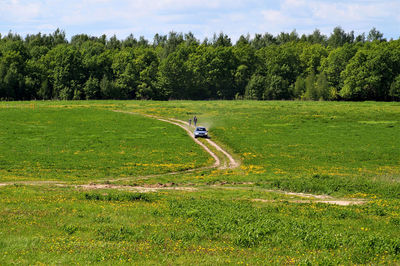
left=212, top=184, right=367, bottom=205
left=269, top=190, right=367, bottom=205
left=78, top=183, right=197, bottom=192
left=274, top=191, right=332, bottom=199
left=0, top=181, right=65, bottom=186
left=252, top=198, right=367, bottom=206
left=210, top=181, right=255, bottom=186
left=315, top=200, right=367, bottom=206
left=103, top=165, right=213, bottom=183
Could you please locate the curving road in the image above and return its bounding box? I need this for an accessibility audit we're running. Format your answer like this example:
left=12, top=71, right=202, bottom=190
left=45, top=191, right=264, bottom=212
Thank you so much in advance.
left=0, top=110, right=241, bottom=187
left=114, top=110, right=240, bottom=171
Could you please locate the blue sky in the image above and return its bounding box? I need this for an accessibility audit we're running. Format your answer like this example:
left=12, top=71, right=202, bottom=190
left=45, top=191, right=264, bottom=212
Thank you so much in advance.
left=1, top=0, right=399, bottom=41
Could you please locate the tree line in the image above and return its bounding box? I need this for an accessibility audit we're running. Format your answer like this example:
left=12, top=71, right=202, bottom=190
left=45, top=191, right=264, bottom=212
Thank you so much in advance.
left=0, top=27, right=399, bottom=101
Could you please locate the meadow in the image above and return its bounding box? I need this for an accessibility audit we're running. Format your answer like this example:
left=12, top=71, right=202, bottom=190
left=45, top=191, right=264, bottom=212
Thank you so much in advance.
left=122, top=101, right=400, bottom=196
left=0, top=103, right=210, bottom=182
left=0, top=100, right=399, bottom=264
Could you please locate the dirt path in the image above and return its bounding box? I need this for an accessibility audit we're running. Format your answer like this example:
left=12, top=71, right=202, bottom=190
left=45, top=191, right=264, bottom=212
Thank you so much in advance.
left=79, top=183, right=197, bottom=193
left=0, top=110, right=239, bottom=187
left=0, top=110, right=367, bottom=206
left=168, top=118, right=239, bottom=169
left=214, top=184, right=368, bottom=205
left=152, top=116, right=220, bottom=169
left=114, top=110, right=240, bottom=171
left=251, top=198, right=367, bottom=206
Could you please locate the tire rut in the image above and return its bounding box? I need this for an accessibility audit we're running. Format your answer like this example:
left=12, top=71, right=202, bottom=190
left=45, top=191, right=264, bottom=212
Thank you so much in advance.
left=113, top=110, right=240, bottom=172
left=0, top=110, right=367, bottom=205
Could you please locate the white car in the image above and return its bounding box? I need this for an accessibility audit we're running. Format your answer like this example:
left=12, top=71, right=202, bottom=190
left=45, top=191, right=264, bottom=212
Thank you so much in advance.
left=194, top=127, right=208, bottom=138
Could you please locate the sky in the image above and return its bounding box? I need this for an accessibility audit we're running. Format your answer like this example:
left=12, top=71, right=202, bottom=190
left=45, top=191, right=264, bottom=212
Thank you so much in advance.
left=1, top=0, right=399, bottom=42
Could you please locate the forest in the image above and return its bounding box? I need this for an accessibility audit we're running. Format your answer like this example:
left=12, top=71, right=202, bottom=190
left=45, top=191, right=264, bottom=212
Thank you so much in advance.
left=0, top=27, right=399, bottom=101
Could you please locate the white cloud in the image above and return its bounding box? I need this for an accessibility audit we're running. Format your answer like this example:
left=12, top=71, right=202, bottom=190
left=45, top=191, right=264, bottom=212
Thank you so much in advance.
left=260, top=0, right=400, bottom=36
left=309, top=1, right=393, bottom=22
left=0, top=0, right=399, bottom=40
left=0, top=0, right=42, bottom=22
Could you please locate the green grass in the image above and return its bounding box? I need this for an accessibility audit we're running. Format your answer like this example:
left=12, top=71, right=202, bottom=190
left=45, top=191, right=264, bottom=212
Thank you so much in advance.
left=121, top=100, right=400, bottom=197
left=1, top=185, right=399, bottom=264
left=0, top=103, right=210, bottom=182
left=1, top=100, right=400, bottom=264
left=130, top=101, right=400, bottom=177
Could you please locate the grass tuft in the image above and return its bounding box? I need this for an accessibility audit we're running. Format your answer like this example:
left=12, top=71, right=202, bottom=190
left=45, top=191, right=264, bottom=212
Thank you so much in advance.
left=84, top=192, right=154, bottom=202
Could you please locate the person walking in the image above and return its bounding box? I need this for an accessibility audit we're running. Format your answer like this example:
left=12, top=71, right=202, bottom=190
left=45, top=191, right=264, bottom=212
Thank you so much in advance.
left=189, top=118, right=192, bottom=126
left=193, top=116, right=198, bottom=127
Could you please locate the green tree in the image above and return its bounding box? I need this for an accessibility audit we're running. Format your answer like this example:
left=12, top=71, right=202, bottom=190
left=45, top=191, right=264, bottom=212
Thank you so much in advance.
left=341, top=42, right=396, bottom=100
left=106, top=35, right=121, bottom=50
left=233, top=44, right=257, bottom=97
left=111, top=48, right=139, bottom=99
left=315, top=72, right=330, bottom=100
left=212, top=33, right=232, bottom=47
left=236, top=35, right=250, bottom=46
left=83, top=76, right=100, bottom=99
left=162, top=32, right=185, bottom=58
left=205, top=46, right=238, bottom=98
left=304, top=72, right=318, bottom=100
left=135, top=48, right=160, bottom=99
left=251, top=33, right=276, bottom=49
left=100, top=75, right=119, bottom=99
left=304, top=29, right=327, bottom=44
left=184, top=32, right=199, bottom=46
left=184, top=45, right=211, bottom=99
left=0, top=29, right=399, bottom=101
left=80, top=41, right=113, bottom=93
left=389, top=75, right=400, bottom=100
left=0, top=50, right=23, bottom=99
left=51, top=29, right=68, bottom=46
left=320, top=44, right=357, bottom=91
left=367, top=28, right=385, bottom=42
left=293, top=76, right=306, bottom=99
left=255, top=43, right=301, bottom=99
left=153, top=34, right=167, bottom=48
left=25, top=58, right=47, bottom=99
left=44, top=44, right=84, bottom=100
left=245, top=75, right=266, bottom=100
left=276, top=30, right=299, bottom=44
left=122, top=34, right=138, bottom=48
left=0, top=39, right=29, bottom=99
left=300, top=43, right=328, bottom=76
left=157, top=44, right=193, bottom=99
left=328, top=27, right=354, bottom=48
left=263, top=75, right=290, bottom=100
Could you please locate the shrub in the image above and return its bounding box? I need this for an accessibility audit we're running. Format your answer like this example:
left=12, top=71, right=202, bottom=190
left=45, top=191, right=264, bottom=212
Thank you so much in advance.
left=84, top=192, right=153, bottom=202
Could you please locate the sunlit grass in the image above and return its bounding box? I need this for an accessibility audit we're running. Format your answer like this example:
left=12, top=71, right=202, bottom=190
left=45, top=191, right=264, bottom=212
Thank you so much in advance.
left=1, top=100, right=400, bottom=264
left=1, top=185, right=399, bottom=264
left=118, top=100, right=400, bottom=196
left=0, top=102, right=209, bottom=182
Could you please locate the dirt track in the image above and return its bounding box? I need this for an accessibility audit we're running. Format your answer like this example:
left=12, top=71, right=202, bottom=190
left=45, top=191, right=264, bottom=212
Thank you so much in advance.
left=0, top=110, right=367, bottom=206
left=0, top=111, right=240, bottom=187
left=114, top=111, right=241, bottom=170
left=165, top=117, right=240, bottom=169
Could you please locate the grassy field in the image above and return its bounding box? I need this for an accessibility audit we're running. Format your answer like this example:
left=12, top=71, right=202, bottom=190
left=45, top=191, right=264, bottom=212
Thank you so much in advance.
left=123, top=101, right=400, bottom=197
left=0, top=103, right=210, bottom=182
left=1, top=100, right=400, bottom=264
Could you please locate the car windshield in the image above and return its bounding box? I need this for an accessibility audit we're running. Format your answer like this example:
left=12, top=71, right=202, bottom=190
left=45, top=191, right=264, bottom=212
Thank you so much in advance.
left=196, top=127, right=206, bottom=131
